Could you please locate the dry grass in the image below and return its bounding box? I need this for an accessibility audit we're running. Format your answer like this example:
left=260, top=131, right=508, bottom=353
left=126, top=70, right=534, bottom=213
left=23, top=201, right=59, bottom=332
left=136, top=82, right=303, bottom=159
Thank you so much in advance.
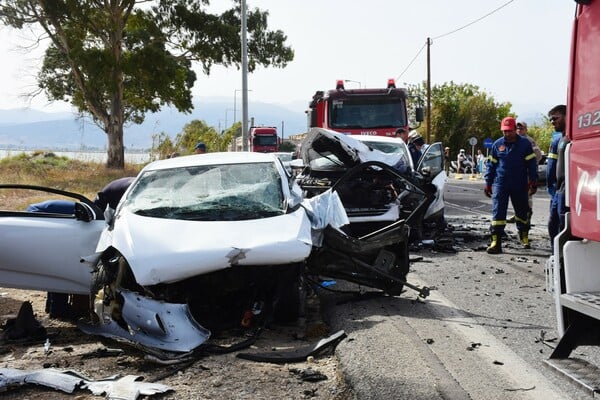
left=0, top=152, right=143, bottom=210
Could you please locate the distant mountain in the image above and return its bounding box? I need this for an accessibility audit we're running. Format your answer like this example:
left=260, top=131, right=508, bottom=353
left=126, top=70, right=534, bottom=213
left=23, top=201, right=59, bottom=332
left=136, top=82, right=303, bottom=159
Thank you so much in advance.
left=0, top=108, right=75, bottom=124
left=0, top=97, right=309, bottom=150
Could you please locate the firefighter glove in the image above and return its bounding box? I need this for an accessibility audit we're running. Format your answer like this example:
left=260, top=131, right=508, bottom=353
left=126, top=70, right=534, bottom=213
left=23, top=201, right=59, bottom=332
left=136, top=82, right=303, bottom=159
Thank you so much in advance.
left=528, top=181, right=538, bottom=196
left=484, top=185, right=492, bottom=198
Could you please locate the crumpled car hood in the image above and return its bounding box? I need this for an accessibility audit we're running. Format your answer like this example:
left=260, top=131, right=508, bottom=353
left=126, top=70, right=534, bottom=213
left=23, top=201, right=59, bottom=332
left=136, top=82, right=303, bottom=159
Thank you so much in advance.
left=97, top=208, right=313, bottom=286
left=302, top=127, right=403, bottom=168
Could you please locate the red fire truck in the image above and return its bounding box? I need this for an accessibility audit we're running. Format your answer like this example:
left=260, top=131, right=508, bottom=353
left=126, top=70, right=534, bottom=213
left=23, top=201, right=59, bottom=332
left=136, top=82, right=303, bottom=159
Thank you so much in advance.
left=547, top=0, right=600, bottom=390
left=307, top=79, right=423, bottom=137
left=249, top=126, right=279, bottom=152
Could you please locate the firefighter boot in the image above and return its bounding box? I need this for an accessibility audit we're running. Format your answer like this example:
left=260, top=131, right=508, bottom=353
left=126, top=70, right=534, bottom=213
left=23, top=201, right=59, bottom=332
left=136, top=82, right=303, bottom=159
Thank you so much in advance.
left=519, top=231, right=531, bottom=249
left=487, top=234, right=502, bottom=254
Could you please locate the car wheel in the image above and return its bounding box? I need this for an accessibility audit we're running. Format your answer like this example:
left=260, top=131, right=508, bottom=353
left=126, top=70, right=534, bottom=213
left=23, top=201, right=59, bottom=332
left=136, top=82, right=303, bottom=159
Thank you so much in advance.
left=91, top=260, right=113, bottom=297
left=383, top=243, right=410, bottom=296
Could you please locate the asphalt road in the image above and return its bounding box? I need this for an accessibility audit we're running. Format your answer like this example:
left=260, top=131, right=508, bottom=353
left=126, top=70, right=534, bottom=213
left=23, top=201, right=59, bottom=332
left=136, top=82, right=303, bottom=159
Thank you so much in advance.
left=321, top=174, right=595, bottom=399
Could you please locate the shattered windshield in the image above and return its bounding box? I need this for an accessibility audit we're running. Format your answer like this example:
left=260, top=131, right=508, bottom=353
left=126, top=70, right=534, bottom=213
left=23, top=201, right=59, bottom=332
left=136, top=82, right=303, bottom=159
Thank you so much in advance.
left=123, top=162, right=285, bottom=221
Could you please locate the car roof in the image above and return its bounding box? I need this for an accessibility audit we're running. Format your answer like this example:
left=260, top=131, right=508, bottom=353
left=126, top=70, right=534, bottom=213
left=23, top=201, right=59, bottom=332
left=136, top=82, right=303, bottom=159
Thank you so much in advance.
left=301, top=128, right=404, bottom=167
left=143, top=152, right=278, bottom=172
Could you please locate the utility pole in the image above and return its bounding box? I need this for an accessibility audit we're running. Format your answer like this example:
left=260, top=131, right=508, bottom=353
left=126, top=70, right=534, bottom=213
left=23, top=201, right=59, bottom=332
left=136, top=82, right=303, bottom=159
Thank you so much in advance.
left=241, top=0, right=249, bottom=151
left=426, top=37, right=432, bottom=144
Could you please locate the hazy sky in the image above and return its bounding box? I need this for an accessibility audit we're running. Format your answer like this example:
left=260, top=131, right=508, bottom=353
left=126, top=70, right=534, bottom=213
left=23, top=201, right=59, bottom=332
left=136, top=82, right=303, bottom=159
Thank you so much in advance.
left=0, top=0, right=575, bottom=121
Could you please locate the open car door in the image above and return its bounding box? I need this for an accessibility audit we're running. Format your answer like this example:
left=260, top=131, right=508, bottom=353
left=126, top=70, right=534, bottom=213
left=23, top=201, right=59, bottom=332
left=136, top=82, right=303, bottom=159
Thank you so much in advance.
left=416, top=142, right=444, bottom=182
left=414, top=142, right=446, bottom=224
left=0, top=185, right=105, bottom=294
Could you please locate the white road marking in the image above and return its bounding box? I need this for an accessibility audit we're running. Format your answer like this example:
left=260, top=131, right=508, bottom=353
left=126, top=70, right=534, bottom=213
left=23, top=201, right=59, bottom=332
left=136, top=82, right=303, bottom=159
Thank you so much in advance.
left=406, top=275, right=572, bottom=400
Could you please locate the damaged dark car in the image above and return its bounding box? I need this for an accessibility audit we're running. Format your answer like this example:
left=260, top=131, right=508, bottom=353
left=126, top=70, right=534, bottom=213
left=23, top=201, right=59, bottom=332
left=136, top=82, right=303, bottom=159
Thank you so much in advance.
left=298, top=128, right=446, bottom=296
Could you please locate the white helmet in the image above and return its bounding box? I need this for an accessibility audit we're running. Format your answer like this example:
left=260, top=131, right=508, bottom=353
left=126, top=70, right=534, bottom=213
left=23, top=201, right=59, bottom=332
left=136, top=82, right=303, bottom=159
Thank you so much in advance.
left=408, top=130, right=424, bottom=145
left=460, top=149, right=465, bottom=153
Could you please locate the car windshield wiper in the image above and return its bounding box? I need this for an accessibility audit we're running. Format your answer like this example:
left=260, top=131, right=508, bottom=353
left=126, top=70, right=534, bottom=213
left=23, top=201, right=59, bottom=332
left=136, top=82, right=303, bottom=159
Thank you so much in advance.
left=133, top=206, right=177, bottom=218
left=174, top=201, right=283, bottom=221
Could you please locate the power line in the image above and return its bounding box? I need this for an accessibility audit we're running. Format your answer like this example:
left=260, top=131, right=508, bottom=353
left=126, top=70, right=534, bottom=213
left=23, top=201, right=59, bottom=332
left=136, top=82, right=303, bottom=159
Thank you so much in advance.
left=396, top=42, right=426, bottom=82
left=432, top=0, right=515, bottom=40
left=395, top=0, right=515, bottom=81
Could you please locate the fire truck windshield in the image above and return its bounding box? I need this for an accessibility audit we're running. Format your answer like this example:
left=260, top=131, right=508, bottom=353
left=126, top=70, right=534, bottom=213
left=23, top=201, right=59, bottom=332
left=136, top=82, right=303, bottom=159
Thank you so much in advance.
left=329, top=98, right=406, bottom=129
left=253, top=135, right=278, bottom=146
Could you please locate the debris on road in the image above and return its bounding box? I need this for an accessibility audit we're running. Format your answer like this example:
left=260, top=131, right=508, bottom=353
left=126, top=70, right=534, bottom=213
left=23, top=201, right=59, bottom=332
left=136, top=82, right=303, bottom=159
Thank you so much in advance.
left=1, top=301, right=46, bottom=341
left=0, top=367, right=173, bottom=399
left=237, top=330, right=347, bottom=364
left=81, top=347, right=125, bottom=359
left=466, top=342, right=482, bottom=351
left=290, top=367, right=329, bottom=382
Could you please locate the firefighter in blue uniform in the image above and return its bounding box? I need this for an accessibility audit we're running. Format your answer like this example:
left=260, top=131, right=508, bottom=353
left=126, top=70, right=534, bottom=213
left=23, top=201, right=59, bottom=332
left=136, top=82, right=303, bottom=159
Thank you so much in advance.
left=484, top=116, right=538, bottom=254
left=546, top=104, right=568, bottom=250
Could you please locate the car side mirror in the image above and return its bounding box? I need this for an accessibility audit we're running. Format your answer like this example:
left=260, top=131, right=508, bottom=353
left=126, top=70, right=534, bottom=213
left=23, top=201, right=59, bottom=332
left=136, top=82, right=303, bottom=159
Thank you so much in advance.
left=415, top=107, right=424, bottom=122
left=74, top=202, right=95, bottom=222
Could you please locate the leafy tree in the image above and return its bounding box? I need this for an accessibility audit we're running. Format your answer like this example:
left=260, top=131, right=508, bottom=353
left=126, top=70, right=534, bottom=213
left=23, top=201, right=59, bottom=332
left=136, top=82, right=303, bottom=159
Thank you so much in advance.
left=279, top=140, right=296, bottom=153
left=0, top=1, right=294, bottom=169
left=175, top=120, right=238, bottom=153
left=527, top=117, right=554, bottom=155
left=151, top=132, right=176, bottom=160
left=409, top=81, right=511, bottom=155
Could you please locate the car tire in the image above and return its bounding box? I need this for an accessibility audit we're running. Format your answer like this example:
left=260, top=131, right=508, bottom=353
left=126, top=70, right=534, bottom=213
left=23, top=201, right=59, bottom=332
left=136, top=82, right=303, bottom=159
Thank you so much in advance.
left=383, top=243, right=410, bottom=296
left=91, top=261, right=111, bottom=297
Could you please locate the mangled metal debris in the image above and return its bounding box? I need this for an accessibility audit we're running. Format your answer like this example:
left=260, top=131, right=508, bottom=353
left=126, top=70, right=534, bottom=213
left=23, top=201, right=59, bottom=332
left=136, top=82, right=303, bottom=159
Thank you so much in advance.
left=80, top=289, right=210, bottom=354
left=290, top=367, right=329, bottom=382
left=1, top=301, right=46, bottom=341
left=237, top=330, right=347, bottom=364
left=0, top=368, right=172, bottom=399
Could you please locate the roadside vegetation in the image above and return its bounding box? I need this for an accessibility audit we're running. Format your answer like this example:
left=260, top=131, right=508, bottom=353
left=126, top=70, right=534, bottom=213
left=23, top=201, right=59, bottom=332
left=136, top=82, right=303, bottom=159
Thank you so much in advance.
left=0, top=152, right=142, bottom=210
left=409, top=81, right=555, bottom=154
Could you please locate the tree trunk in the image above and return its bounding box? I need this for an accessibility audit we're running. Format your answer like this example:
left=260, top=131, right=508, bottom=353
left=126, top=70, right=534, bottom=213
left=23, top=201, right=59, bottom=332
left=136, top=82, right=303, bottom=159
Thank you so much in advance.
left=105, top=4, right=126, bottom=170
left=106, top=121, right=125, bottom=169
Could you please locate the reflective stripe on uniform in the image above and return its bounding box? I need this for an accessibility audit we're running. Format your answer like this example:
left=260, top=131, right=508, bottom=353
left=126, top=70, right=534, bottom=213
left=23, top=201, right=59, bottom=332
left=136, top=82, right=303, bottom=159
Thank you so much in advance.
left=491, top=220, right=507, bottom=226
left=515, top=216, right=528, bottom=224
left=489, top=156, right=498, bottom=164
left=547, top=152, right=558, bottom=160
left=525, top=153, right=536, bottom=161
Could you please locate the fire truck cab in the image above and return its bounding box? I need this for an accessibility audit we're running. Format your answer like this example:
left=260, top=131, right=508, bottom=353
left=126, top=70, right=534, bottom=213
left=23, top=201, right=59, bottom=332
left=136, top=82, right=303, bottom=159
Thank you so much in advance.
left=546, top=0, right=600, bottom=392
left=307, top=79, right=424, bottom=137
left=249, top=126, right=279, bottom=153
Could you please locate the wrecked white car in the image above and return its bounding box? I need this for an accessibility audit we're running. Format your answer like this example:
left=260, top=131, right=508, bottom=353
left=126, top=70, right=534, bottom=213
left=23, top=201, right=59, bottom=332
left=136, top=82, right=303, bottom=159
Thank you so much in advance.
left=0, top=153, right=326, bottom=355
left=0, top=149, right=429, bottom=358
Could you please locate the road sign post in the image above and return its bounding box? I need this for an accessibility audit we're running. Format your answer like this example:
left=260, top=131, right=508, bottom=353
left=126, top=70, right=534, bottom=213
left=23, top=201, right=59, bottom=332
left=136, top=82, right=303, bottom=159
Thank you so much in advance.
left=468, top=136, right=477, bottom=166
left=483, top=137, right=493, bottom=156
